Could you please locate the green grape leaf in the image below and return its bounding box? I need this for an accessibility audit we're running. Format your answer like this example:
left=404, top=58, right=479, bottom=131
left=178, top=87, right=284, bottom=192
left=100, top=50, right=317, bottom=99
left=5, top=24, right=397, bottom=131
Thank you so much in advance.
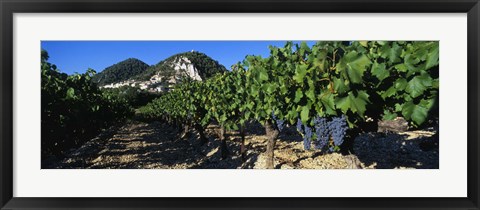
left=380, top=42, right=402, bottom=64
left=394, top=78, right=408, bottom=90
left=257, top=67, right=269, bottom=82
left=335, top=91, right=370, bottom=117
left=250, top=85, right=260, bottom=97
left=333, top=77, right=349, bottom=94
left=319, top=92, right=336, bottom=115
left=293, top=64, right=308, bottom=84
left=279, top=83, right=288, bottom=94
left=425, top=44, right=439, bottom=69
left=394, top=63, right=408, bottom=72
left=294, top=89, right=304, bottom=103
left=404, top=54, right=421, bottom=73
left=371, top=62, right=389, bottom=81
left=263, top=83, right=276, bottom=94
left=376, top=41, right=386, bottom=46
left=285, top=97, right=291, bottom=103
left=312, top=52, right=327, bottom=72
left=420, top=98, right=436, bottom=110
left=382, top=110, right=397, bottom=120
left=287, top=107, right=298, bottom=124
left=405, top=74, right=433, bottom=98
left=305, top=88, right=316, bottom=102
left=340, top=51, right=371, bottom=84
left=66, top=88, right=75, bottom=100
left=401, top=101, right=428, bottom=126
left=432, top=79, right=439, bottom=89
left=395, top=103, right=403, bottom=112
left=300, top=106, right=310, bottom=124
left=300, top=42, right=310, bottom=52
left=381, top=86, right=397, bottom=99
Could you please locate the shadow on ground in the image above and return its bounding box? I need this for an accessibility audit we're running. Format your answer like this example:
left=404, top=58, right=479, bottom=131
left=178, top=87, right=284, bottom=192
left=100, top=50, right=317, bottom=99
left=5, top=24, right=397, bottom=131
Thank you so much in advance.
left=43, top=121, right=438, bottom=169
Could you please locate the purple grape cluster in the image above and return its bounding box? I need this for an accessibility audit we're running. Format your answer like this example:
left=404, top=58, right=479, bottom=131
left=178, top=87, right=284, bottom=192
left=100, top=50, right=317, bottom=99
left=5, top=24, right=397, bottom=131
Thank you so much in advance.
left=297, top=116, right=347, bottom=151
left=296, top=119, right=311, bottom=150
left=313, top=116, right=329, bottom=149
left=303, top=125, right=312, bottom=150
left=296, top=118, right=303, bottom=133
left=328, top=115, right=348, bottom=146
left=271, top=111, right=285, bottom=131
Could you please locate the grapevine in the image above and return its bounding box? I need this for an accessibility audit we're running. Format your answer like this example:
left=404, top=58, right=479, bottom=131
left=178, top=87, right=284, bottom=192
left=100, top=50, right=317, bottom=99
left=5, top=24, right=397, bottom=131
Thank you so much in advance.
left=135, top=41, right=439, bottom=168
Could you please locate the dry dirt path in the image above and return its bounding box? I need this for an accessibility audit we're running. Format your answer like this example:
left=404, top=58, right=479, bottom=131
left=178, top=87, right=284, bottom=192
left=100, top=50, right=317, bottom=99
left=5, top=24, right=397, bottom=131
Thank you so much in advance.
left=47, top=121, right=439, bottom=169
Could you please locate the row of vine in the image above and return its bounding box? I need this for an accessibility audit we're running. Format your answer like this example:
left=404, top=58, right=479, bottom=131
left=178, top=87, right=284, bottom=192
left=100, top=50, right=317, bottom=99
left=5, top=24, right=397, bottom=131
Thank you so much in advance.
left=139, top=41, right=439, bottom=169
left=41, top=50, right=134, bottom=160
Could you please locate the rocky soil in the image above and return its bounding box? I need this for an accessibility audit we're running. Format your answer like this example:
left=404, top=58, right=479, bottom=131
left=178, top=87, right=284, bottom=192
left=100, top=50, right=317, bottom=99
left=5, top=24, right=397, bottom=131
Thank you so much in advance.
left=43, top=120, right=439, bottom=169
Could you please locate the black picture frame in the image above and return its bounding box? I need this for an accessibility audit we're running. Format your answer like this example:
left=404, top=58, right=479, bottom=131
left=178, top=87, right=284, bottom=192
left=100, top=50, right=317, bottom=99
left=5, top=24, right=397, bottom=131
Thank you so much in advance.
left=1, top=0, right=479, bottom=209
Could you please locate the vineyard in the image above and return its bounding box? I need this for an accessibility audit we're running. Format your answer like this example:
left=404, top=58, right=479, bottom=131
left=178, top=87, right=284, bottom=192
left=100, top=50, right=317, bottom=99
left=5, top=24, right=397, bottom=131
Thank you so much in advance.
left=42, top=41, right=439, bottom=169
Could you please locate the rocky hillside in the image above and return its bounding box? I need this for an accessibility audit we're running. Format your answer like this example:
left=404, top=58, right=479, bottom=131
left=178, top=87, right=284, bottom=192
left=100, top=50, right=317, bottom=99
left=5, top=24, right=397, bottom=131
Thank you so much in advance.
left=136, top=51, right=227, bottom=81
left=98, top=51, right=227, bottom=92
left=92, top=58, right=150, bottom=86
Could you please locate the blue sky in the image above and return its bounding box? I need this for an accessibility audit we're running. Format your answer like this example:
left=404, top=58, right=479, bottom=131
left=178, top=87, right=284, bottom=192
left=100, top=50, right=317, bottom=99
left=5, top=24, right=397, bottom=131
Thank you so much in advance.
left=41, top=41, right=316, bottom=75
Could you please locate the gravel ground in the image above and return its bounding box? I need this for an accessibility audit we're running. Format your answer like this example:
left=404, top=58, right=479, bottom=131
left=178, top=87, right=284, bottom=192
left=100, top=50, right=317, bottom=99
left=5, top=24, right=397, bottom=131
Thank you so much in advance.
left=43, top=121, right=438, bottom=169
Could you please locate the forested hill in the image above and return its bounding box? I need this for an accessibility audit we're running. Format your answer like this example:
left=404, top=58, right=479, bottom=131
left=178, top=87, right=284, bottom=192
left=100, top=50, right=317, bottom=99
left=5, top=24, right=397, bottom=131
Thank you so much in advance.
left=92, top=58, right=150, bottom=86
left=133, top=51, right=228, bottom=81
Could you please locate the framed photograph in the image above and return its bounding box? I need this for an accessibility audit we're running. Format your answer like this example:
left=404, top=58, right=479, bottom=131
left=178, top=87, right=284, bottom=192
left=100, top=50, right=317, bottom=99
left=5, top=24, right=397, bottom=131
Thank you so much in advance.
left=1, top=0, right=479, bottom=209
